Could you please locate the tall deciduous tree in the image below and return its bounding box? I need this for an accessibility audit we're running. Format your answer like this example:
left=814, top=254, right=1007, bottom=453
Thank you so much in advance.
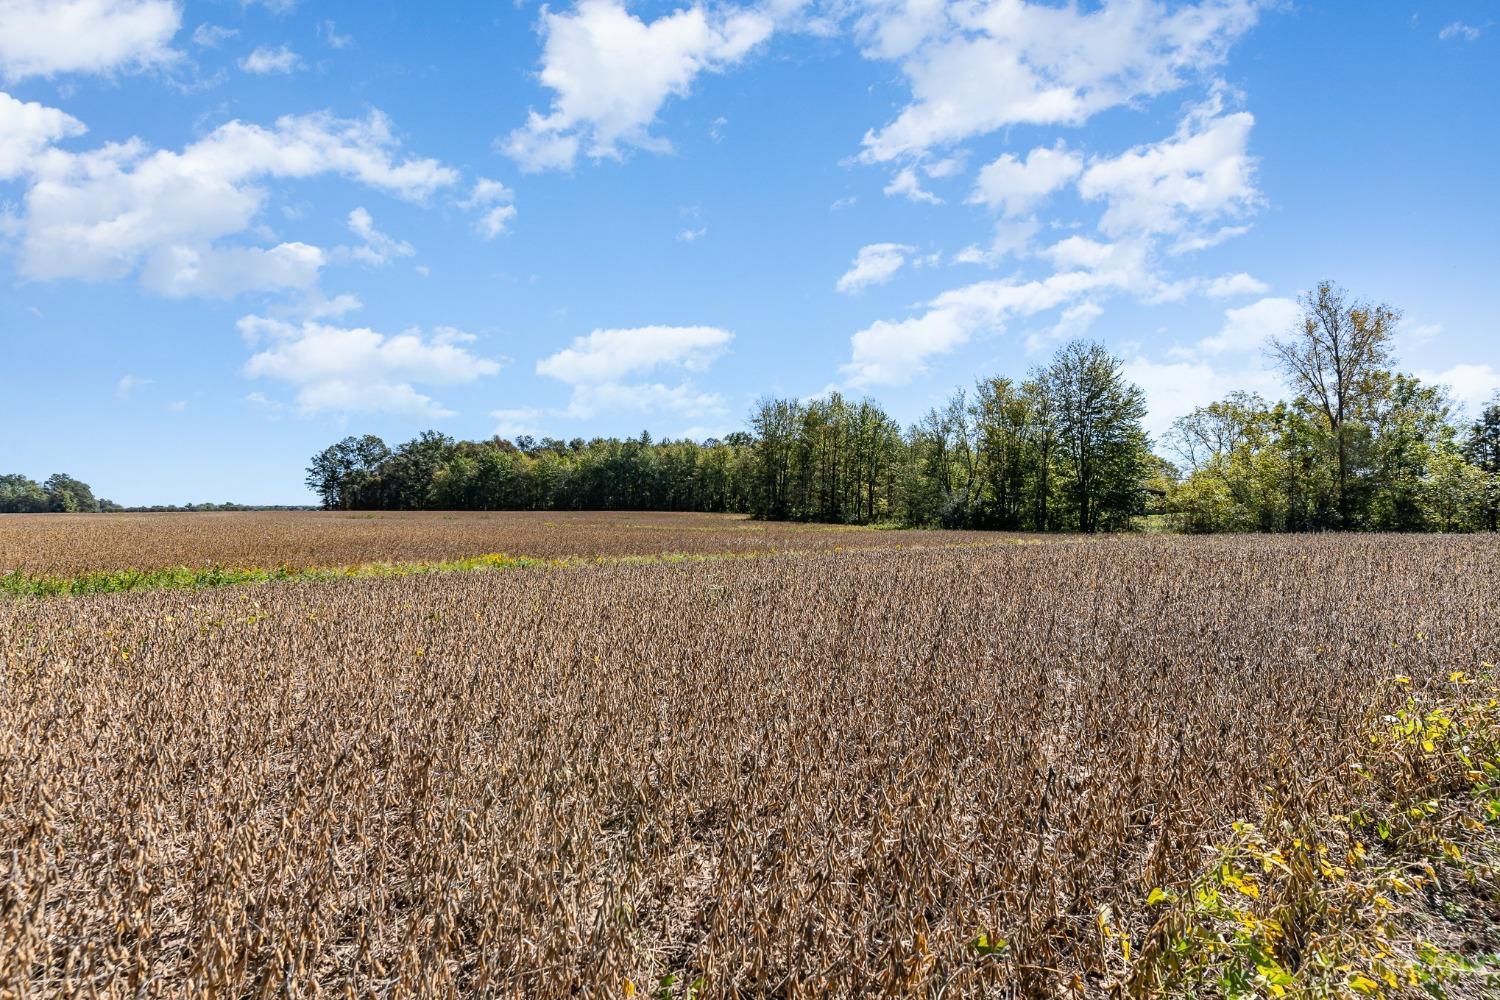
left=1046, top=340, right=1151, bottom=533
left=1465, top=393, right=1500, bottom=530
left=1270, top=281, right=1398, bottom=528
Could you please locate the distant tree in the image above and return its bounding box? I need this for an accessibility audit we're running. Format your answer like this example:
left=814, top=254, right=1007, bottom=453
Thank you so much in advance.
left=1464, top=393, right=1500, bottom=530
left=42, top=473, right=99, bottom=513
left=1045, top=340, right=1151, bottom=533
left=1270, top=281, right=1399, bottom=528
left=306, top=435, right=389, bottom=510
left=0, top=473, right=48, bottom=513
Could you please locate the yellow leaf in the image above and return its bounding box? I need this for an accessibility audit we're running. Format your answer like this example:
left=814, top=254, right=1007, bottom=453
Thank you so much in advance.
left=623, top=980, right=635, bottom=997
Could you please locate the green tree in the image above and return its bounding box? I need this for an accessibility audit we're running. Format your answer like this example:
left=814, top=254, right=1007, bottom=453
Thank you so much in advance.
left=1270, top=281, right=1398, bottom=528
left=0, top=474, right=49, bottom=513
left=1464, top=393, right=1500, bottom=530
left=42, top=473, right=99, bottom=513
left=1045, top=340, right=1151, bottom=533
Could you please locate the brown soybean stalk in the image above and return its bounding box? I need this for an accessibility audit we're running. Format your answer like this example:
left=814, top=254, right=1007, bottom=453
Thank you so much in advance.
left=1, top=517, right=1498, bottom=997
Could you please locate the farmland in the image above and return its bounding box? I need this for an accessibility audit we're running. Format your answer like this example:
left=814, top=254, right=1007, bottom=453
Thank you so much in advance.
left=2, top=514, right=1499, bottom=996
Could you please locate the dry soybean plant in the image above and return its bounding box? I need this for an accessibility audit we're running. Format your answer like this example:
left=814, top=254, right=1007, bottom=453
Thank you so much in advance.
left=2, top=531, right=1498, bottom=997
left=0, top=510, right=1000, bottom=578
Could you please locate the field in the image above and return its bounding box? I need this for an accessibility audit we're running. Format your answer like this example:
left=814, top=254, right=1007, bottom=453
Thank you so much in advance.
left=3, top=513, right=1500, bottom=997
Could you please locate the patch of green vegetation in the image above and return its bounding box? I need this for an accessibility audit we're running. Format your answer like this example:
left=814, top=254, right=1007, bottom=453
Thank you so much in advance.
left=1, top=537, right=1033, bottom=600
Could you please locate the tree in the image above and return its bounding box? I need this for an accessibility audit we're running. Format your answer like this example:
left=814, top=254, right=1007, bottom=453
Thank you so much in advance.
left=42, top=473, right=98, bottom=513
left=1270, top=281, right=1399, bottom=528
left=1464, top=393, right=1500, bottom=530
left=1046, top=340, right=1151, bottom=533
left=0, top=473, right=48, bottom=513
left=305, top=435, right=389, bottom=510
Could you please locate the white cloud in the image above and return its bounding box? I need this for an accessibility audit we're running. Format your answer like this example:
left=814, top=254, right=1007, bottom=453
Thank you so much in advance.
left=677, top=226, right=708, bottom=242
left=567, top=381, right=726, bottom=419
left=840, top=230, right=1189, bottom=386
left=883, top=164, right=942, bottom=203
left=504, top=0, right=773, bottom=171
left=0, top=90, right=85, bottom=180
left=841, top=264, right=1125, bottom=386
left=1417, top=363, right=1500, bottom=412
left=345, top=206, right=414, bottom=265
left=460, top=178, right=517, bottom=239
left=1439, top=21, right=1481, bottom=42
left=239, top=44, right=301, bottom=74
left=9, top=106, right=457, bottom=296
left=953, top=218, right=1040, bottom=266
left=0, top=0, right=181, bottom=82
left=1025, top=299, right=1101, bottom=351
left=858, top=0, right=1259, bottom=162
left=1203, top=271, right=1268, bottom=298
left=1079, top=100, right=1259, bottom=241
left=141, top=241, right=325, bottom=297
left=969, top=142, right=1081, bottom=216
left=191, top=23, right=236, bottom=48
left=492, top=407, right=543, bottom=438
left=242, top=316, right=500, bottom=418
left=1187, top=295, right=1299, bottom=355
left=1125, top=353, right=1281, bottom=438
left=836, top=242, right=912, bottom=293
left=537, top=324, right=732, bottom=418
left=304, top=292, right=362, bottom=318
left=538, top=325, right=730, bottom=384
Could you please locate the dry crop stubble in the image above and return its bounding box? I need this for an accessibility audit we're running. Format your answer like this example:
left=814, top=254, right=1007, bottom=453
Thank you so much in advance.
left=0, top=510, right=1004, bottom=577
left=1, top=533, right=1498, bottom=996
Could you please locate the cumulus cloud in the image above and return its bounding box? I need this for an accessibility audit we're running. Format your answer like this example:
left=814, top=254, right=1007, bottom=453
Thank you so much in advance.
left=857, top=0, right=1259, bottom=162
left=839, top=229, right=1198, bottom=386
left=1417, top=363, right=1500, bottom=413
left=239, top=44, right=301, bottom=74
left=1078, top=99, right=1259, bottom=243
left=460, top=178, right=516, bottom=238
left=0, top=90, right=85, bottom=180
left=841, top=265, right=1124, bottom=386
left=537, top=324, right=732, bottom=418
left=1183, top=295, right=1299, bottom=356
left=1125, top=353, right=1282, bottom=438
left=1112, top=295, right=1299, bottom=437
left=141, top=242, right=325, bottom=297
left=503, top=0, right=773, bottom=170
left=1203, top=271, right=1268, bottom=298
left=836, top=242, right=912, bottom=293
left=970, top=142, right=1081, bottom=216
left=0, top=0, right=181, bottom=82
left=241, top=316, right=500, bottom=418
left=538, top=325, right=730, bottom=383
left=6, top=102, right=457, bottom=297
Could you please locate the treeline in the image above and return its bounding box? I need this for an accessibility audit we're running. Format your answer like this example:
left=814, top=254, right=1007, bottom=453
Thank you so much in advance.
left=1165, top=283, right=1498, bottom=533
left=0, top=472, right=306, bottom=514
left=0, top=473, right=113, bottom=513
left=308, top=282, right=1498, bottom=534
left=307, top=339, right=1158, bottom=532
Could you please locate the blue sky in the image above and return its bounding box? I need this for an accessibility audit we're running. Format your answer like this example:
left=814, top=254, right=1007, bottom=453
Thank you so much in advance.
left=1, top=0, right=1496, bottom=504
